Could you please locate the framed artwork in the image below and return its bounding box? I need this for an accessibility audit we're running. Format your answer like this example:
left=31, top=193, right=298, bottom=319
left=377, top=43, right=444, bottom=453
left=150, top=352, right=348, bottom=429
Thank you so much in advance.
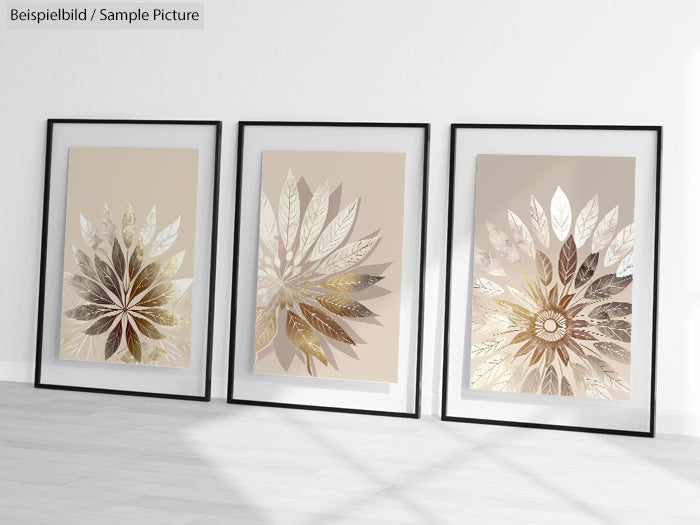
left=35, top=119, right=221, bottom=400
left=229, top=121, right=429, bottom=417
left=443, top=124, right=661, bottom=436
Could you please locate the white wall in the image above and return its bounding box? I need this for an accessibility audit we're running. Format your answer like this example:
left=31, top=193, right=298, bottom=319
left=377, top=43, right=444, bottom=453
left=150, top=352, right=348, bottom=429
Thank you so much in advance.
left=2, top=0, right=699, bottom=434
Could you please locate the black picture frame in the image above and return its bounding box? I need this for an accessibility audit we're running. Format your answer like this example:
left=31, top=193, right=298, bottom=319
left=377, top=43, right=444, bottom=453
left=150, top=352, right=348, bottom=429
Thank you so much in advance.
left=228, top=121, right=430, bottom=418
left=35, top=119, right=221, bottom=401
left=442, top=124, right=661, bottom=436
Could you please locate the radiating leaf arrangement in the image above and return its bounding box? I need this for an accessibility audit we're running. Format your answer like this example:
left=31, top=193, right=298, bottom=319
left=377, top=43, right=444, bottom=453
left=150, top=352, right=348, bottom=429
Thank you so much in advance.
left=256, top=170, right=385, bottom=376
left=62, top=204, right=193, bottom=366
left=471, top=187, right=634, bottom=399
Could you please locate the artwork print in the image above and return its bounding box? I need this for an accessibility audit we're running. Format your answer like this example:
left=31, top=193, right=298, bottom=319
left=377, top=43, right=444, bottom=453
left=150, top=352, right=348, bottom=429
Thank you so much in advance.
left=59, top=147, right=199, bottom=368
left=253, top=150, right=406, bottom=382
left=469, top=155, right=635, bottom=400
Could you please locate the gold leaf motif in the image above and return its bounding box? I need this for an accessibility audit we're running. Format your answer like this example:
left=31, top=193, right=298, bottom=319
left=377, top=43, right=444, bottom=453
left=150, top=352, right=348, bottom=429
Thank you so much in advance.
left=589, top=302, right=631, bottom=320
left=139, top=308, right=181, bottom=326
left=112, top=239, right=125, bottom=281
left=596, top=320, right=631, bottom=342
left=616, top=252, right=634, bottom=278
left=315, top=295, right=375, bottom=317
left=586, top=355, right=629, bottom=392
left=299, top=303, right=354, bottom=344
left=471, top=354, right=509, bottom=389
left=285, top=310, right=327, bottom=367
left=319, top=274, right=384, bottom=293
left=137, top=282, right=179, bottom=307
left=125, top=320, right=142, bottom=361
left=584, top=273, right=632, bottom=300
left=159, top=250, right=185, bottom=281
left=84, top=314, right=117, bottom=336
left=122, top=205, right=136, bottom=249
left=132, top=316, right=167, bottom=340
left=102, top=204, right=116, bottom=246
left=473, top=277, right=504, bottom=297
left=131, top=261, right=161, bottom=299
left=278, top=170, right=301, bottom=251
left=573, top=195, right=599, bottom=248
left=550, top=186, right=572, bottom=242
left=471, top=337, right=506, bottom=358
left=69, top=274, right=112, bottom=305
left=129, top=243, right=144, bottom=280
left=105, top=321, right=122, bottom=360
left=593, top=342, right=630, bottom=364
left=584, top=377, right=612, bottom=399
left=255, top=309, right=278, bottom=352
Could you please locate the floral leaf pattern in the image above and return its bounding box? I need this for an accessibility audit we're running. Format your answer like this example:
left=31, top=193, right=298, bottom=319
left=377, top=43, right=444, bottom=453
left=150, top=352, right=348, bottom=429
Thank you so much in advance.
left=255, top=172, right=389, bottom=376
left=470, top=183, right=634, bottom=399
left=61, top=204, right=191, bottom=367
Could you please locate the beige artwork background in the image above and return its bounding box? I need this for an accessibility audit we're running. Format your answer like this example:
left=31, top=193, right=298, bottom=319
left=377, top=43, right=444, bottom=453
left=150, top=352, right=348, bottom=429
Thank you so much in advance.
left=470, top=154, right=635, bottom=399
left=59, top=146, right=199, bottom=367
left=254, top=150, right=406, bottom=382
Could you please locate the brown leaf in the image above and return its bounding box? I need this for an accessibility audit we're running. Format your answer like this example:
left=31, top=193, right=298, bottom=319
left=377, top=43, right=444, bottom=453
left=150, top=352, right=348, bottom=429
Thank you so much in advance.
left=561, top=376, right=574, bottom=396
left=69, top=275, right=112, bottom=305
left=575, top=252, right=599, bottom=288
left=94, top=255, right=121, bottom=300
left=105, top=321, right=122, bottom=360
left=593, top=341, right=630, bottom=364
left=72, top=246, right=98, bottom=281
left=65, top=304, right=110, bottom=321
left=558, top=235, right=577, bottom=286
left=542, top=365, right=559, bottom=395
left=316, top=295, right=375, bottom=318
left=565, top=302, right=588, bottom=318
left=139, top=308, right=180, bottom=326
left=137, top=282, right=178, bottom=307
left=129, top=243, right=144, bottom=280
left=564, top=338, right=586, bottom=358
left=84, top=314, right=117, bottom=336
left=255, top=310, right=278, bottom=352
left=131, top=261, right=161, bottom=299
left=510, top=331, right=531, bottom=345
left=132, top=316, right=167, bottom=340
left=547, top=285, right=558, bottom=307
left=529, top=346, right=545, bottom=366
left=536, top=250, right=552, bottom=285
left=319, top=274, right=384, bottom=293
left=571, top=329, right=597, bottom=341
left=299, top=303, right=354, bottom=345
left=589, top=302, right=632, bottom=320
left=596, top=320, right=631, bottom=342
left=559, top=294, right=574, bottom=309
left=556, top=346, right=570, bottom=366
left=112, top=239, right=125, bottom=281
left=514, top=339, right=535, bottom=358
left=584, top=274, right=632, bottom=300
left=286, top=310, right=327, bottom=367
left=126, top=320, right=142, bottom=361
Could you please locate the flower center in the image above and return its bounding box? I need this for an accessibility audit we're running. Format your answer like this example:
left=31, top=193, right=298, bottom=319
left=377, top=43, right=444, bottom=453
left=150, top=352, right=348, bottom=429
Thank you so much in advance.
left=534, top=310, right=567, bottom=342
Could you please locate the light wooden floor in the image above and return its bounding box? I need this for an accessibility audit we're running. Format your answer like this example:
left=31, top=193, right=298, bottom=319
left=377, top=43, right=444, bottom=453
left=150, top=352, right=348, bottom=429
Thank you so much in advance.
left=1, top=382, right=699, bottom=524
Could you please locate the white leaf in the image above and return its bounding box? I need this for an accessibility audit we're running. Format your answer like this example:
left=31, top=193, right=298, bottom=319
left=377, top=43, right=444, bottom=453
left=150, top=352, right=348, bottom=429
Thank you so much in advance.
left=149, top=217, right=180, bottom=258
left=587, top=355, right=630, bottom=392
left=295, top=178, right=329, bottom=264
left=471, top=337, right=506, bottom=358
left=477, top=313, right=510, bottom=335
left=507, top=286, right=538, bottom=312
left=591, top=206, right=618, bottom=253
left=530, top=195, right=550, bottom=248
left=139, top=206, right=157, bottom=246
left=79, top=214, right=101, bottom=250
left=316, top=235, right=378, bottom=274
left=259, top=192, right=278, bottom=254
left=508, top=210, right=535, bottom=259
left=604, top=224, right=634, bottom=267
left=170, top=278, right=193, bottom=300
left=616, top=252, right=634, bottom=277
left=471, top=354, right=509, bottom=389
left=277, top=170, right=300, bottom=251
left=550, top=186, right=572, bottom=242
left=473, top=277, right=504, bottom=297
left=486, top=222, right=519, bottom=263
left=474, top=247, right=506, bottom=276
left=310, top=199, right=358, bottom=262
left=584, top=376, right=613, bottom=399
left=492, top=371, right=515, bottom=392
left=574, top=195, right=599, bottom=248
left=102, top=205, right=116, bottom=245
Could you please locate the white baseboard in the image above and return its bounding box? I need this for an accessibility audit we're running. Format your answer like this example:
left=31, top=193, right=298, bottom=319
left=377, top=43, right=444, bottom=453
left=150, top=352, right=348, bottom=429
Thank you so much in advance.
left=0, top=360, right=33, bottom=384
